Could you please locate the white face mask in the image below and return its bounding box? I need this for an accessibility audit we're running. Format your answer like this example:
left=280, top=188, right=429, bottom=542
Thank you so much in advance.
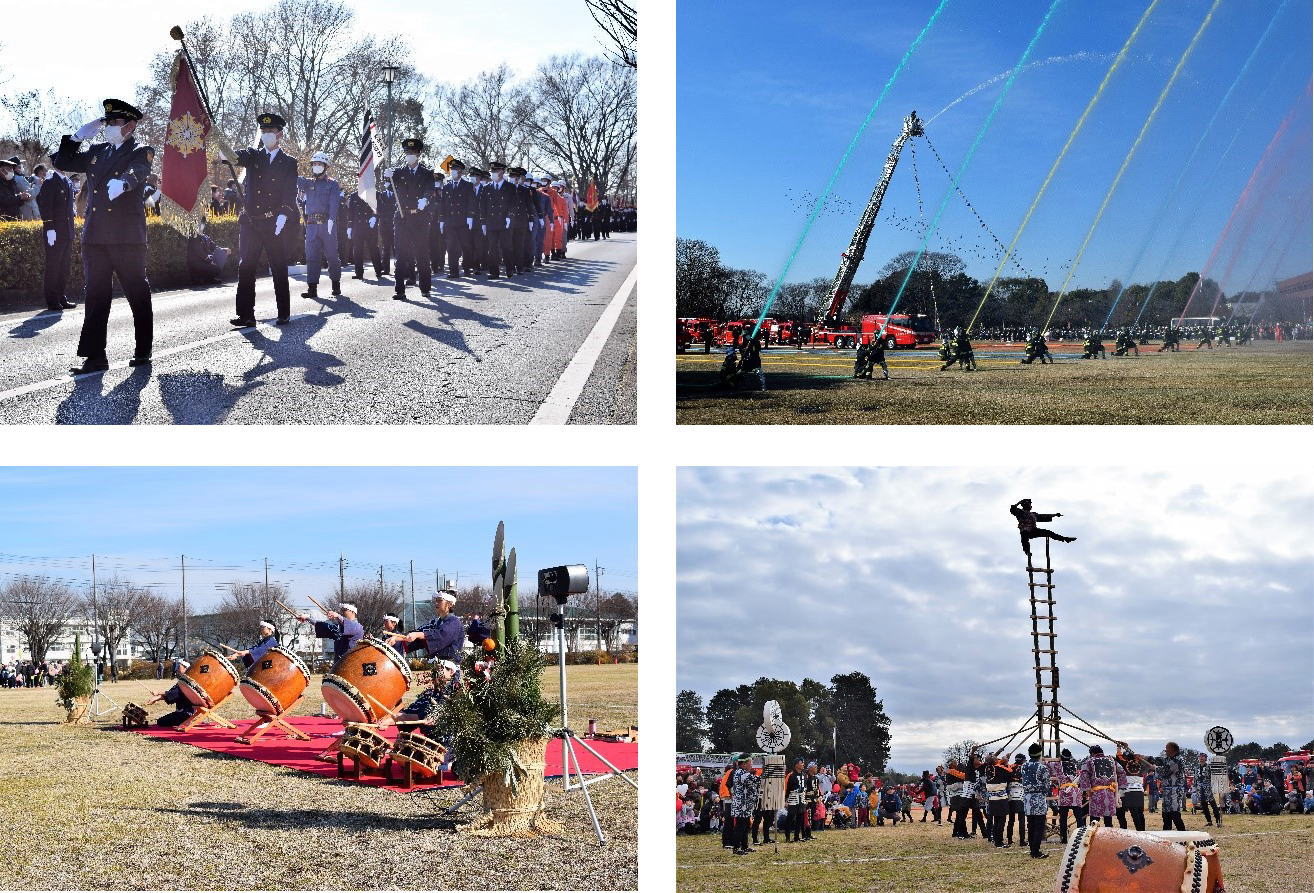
left=311, top=163, right=325, bottom=175
left=104, top=125, right=124, bottom=146
left=405, top=154, right=418, bottom=166
left=492, top=171, right=504, bottom=182
left=261, top=132, right=278, bottom=150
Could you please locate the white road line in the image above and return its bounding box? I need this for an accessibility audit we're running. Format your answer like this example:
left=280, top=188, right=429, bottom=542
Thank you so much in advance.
left=529, top=263, right=638, bottom=425
left=0, top=314, right=314, bottom=405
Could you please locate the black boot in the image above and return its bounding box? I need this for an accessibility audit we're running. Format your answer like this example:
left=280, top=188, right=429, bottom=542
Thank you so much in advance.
left=331, top=279, right=342, bottom=296
left=301, top=286, right=318, bottom=298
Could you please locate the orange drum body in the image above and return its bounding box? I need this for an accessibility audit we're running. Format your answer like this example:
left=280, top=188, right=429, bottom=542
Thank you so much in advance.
left=1055, top=825, right=1224, bottom=893
left=239, top=646, right=310, bottom=716
left=176, top=649, right=239, bottom=708
left=321, top=636, right=413, bottom=723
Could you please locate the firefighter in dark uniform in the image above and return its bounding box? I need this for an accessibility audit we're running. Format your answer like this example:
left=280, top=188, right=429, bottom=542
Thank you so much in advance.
left=347, top=190, right=383, bottom=281
left=533, top=174, right=554, bottom=266
left=508, top=166, right=533, bottom=275
left=35, top=165, right=77, bottom=311
left=231, top=112, right=298, bottom=328
left=389, top=137, right=434, bottom=299
left=51, top=98, right=155, bottom=372
left=441, top=159, right=475, bottom=278
left=469, top=168, right=488, bottom=274
left=426, top=170, right=446, bottom=280
left=337, top=192, right=354, bottom=277
left=1158, top=327, right=1181, bottom=352
left=1081, top=331, right=1106, bottom=359
left=376, top=175, right=397, bottom=275
left=479, top=161, right=516, bottom=278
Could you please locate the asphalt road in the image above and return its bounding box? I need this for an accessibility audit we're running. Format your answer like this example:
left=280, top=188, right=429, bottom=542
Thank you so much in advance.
left=0, top=234, right=636, bottom=425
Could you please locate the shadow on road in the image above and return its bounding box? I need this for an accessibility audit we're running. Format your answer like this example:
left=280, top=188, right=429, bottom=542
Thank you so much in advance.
left=304, top=291, right=377, bottom=321
left=157, top=370, right=265, bottom=424
left=7, top=310, right=64, bottom=340
left=240, top=315, right=346, bottom=388
left=54, top=365, right=153, bottom=424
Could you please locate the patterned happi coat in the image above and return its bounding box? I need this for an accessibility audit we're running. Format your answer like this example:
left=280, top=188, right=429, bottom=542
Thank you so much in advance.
left=730, top=767, right=761, bottom=819
left=1157, top=754, right=1188, bottom=813
left=1078, top=755, right=1126, bottom=818
left=1021, top=758, right=1053, bottom=816
left=1054, top=758, right=1084, bottom=807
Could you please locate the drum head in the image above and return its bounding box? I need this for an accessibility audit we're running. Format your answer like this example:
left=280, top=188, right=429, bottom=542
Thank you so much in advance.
left=322, top=676, right=372, bottom=723
left=1146, top=830, right=1213, bottom=845
left=176, top=674, right=213, bottom=708
left=239, top=678, right=280, bottom=714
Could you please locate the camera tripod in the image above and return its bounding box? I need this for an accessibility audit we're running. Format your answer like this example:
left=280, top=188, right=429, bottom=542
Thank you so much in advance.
left=87, top=667, right=121, bottom=720
left=550, top=598, right=638, bottom=845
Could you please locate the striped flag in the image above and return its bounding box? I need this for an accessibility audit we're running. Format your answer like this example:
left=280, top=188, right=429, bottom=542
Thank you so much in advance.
left=357, top=109, right=380, bottom=212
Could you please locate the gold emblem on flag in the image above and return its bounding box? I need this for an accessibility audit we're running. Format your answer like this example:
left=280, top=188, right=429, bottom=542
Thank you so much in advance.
left=166, top=112, right=206, bottom=158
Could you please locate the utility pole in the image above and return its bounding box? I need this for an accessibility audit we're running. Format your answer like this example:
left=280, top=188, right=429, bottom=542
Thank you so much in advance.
left=409, top=560, right=416, bottom=630
left=339, top=554, right=346, bottom=601
left=378, top=565, right=384, bottom=600
left=180, top=554, right=188, bottom=660
left=263, top=557, right=269, bottom=602
left=90, top=554, right=99, bottom=675
left=594, top=560, right=604, bottom=653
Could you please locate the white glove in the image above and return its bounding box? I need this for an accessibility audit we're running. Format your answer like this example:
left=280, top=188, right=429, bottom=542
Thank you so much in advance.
left=416, top=197, right=428, bottom=211
left=274, top=213, right=287, bottom=235
left=384, top=167, right=394, bottom=179
left=466, top=216, right=472, bottom=228
left=327, top=219, right=334, bottom=234
left=481, top=224, right=487, bottom=235
left=368, top=216, right=376, bottom=229
left=528, top=222, right=533, bottom=231
left=106, top=179, right=126, bottom=201
left=505, top=216, right=511, bottom=228
left=439, top=221, right=444, bottom=234
left=74, top=117, right=102, bottom=141
left=347, top=227, right=352, bottom=240
left=46, top=230, right=56, bottom=246
left=539, top=217, right=545, bottom=227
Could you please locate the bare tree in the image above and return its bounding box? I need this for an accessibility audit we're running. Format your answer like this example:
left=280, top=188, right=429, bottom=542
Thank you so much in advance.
left=597, top=592, right=637, bottom=651
left=0, top=88, right=83, bottom=168
left=0, top=578, right=78, bottom=664
left=208, top=582, right=295, bottom=648
left=133, top=593, right=188, bottom=662
left=135, top=3, right=420, bottom=171
left=527, top=54, right=636, bottom=194
left=81, top=578, right=149, bottom=667
left=324, top=581, right=402, bottom=637
left=585, top=0, right=637, bottom=68
left=427, top=65, right=535, bottom=169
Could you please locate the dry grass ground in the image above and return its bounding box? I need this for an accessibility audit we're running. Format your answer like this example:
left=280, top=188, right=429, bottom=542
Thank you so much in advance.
left=0, top=663, right=637, bottom=891
left=675, top=341, right=1312, bottom=424
left=676, top=809, right=1312, bottom=893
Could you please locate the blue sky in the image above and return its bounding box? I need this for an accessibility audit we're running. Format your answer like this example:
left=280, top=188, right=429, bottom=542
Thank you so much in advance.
left=0, top=467, right=636, bottom=611
left=678, top=467, right=1313, bottom=772
left=679, top=0, right=1312, bottom=301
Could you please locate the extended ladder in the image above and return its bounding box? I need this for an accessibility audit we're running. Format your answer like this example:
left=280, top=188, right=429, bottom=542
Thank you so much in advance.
left=1027, top=537, right=1062, bottom=758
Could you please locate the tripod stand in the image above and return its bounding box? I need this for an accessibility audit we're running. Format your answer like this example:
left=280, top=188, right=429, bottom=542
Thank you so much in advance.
left=550, top=598, right=639, bottom=845
left=87, top=666, right=121, bottom=720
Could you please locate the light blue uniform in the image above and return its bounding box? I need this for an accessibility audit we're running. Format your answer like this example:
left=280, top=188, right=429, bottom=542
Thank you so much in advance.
left=298, top=175, right=342, bottom=287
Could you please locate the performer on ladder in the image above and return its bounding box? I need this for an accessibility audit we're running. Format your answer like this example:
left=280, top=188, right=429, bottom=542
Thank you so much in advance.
left=1009, top=498, right=1076, bottom=559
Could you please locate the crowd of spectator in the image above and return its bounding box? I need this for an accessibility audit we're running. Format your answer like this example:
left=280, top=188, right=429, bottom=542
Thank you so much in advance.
left=0, top=660, right=62, bottom=687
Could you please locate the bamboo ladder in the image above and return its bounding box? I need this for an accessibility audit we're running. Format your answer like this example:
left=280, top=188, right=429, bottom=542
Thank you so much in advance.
left=1027, top=537, right=1062, bottom=758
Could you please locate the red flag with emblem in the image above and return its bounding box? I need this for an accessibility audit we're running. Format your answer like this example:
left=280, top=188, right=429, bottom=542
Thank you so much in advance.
left=160, top=52, right=212, bottom=213
left=584, top=179, right=599, bottom=212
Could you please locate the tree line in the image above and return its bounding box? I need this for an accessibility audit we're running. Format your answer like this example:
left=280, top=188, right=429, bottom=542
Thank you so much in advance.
left=676, top=672, right=893, bottom=775
left=0, top=0, right=636, bottom=200
left=676, top=238, right=1256, bottom=330
left=0, top=575, right=637, bottom=664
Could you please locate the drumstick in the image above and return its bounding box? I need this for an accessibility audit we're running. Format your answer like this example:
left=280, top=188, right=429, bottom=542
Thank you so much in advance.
left=137, top=682, right=162, bottom=699
left=217, top=642, right=240, bottom=653
left=305, top=594, right=330, bottom=615
left=273, top=598, right=302, bottom=620
left=363, top=692, right=400, bottom=728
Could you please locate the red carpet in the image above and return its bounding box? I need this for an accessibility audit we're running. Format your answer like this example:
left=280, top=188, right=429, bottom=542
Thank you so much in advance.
left=128, top=715, right=637, bottom=794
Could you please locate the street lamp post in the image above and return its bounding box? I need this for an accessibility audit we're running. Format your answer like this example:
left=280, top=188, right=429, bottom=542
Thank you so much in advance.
left=382, top=65, right=400, bottom=170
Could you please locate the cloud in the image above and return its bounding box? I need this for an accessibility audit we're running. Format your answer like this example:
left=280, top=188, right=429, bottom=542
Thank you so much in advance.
left=678, top=467, right=1314, bottom=771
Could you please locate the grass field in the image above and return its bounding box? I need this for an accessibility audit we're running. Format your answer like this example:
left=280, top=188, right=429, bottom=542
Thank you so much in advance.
left=0, top=663, right=637, bottom=891
left=676, top=809, right=1312, bottom=893
left=675, top=341, right=1312, bottom=424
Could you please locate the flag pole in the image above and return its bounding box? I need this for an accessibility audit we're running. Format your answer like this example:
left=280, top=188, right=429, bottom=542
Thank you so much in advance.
left=170, top=25, right=243, bottom=204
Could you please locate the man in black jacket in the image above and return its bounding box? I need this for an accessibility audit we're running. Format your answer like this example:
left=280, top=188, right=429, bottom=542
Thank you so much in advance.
left=51, top=98, right=155, bottom=372
left=389, top=137, right=434, bottom=299
left=479, top=161, right=516, bottom=279
left=441, top=159, right=475, bottom=278
left=1009, top=498, right=1076, bottom=559
left=35, top=167, right=77, bottom=311
left=231, top=112, right=298, bottom=327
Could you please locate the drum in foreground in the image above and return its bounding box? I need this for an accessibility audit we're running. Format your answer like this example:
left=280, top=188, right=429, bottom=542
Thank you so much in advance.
left=391, top=730, right=446, bottom=779
left=321, top=636, right=413, bottom=723
left=239, top=646, right=311, bottom=716
left=339, top=723, right=392, bottom=768
left=176, top=649, right=240, bottom=709
left=1055, top=825, right=1224, bottom=893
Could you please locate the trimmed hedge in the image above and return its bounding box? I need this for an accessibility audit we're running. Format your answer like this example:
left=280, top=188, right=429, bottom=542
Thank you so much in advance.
left=0, top=215, right=241, bottom=307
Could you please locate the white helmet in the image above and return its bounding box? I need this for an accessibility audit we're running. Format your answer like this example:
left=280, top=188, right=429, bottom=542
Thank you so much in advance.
left=311, top=151, right=331, bottom=165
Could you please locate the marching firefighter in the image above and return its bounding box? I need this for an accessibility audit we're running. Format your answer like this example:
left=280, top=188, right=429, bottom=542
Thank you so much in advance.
left=441, top=159, right=475, bottom=279
left=376, top=174, right=396, bottom=275
left=425, top=170, right=445, bottom=281
left=347, top=188, right=383, bottom=281
left=389, top=138, right=433, bottom=299
left=231, top=112, right=298, bottom=328
left=297, top=151, right=342, bottom=299
left=479, top=161, right=516, bottom=279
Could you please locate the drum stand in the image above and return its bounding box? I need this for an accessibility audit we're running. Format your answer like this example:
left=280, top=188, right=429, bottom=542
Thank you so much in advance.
left=550, top=598, right=639, bottom=845
left=235, top=701, right=311, bottom=745
left=178, top=701, right=237, bottom=732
